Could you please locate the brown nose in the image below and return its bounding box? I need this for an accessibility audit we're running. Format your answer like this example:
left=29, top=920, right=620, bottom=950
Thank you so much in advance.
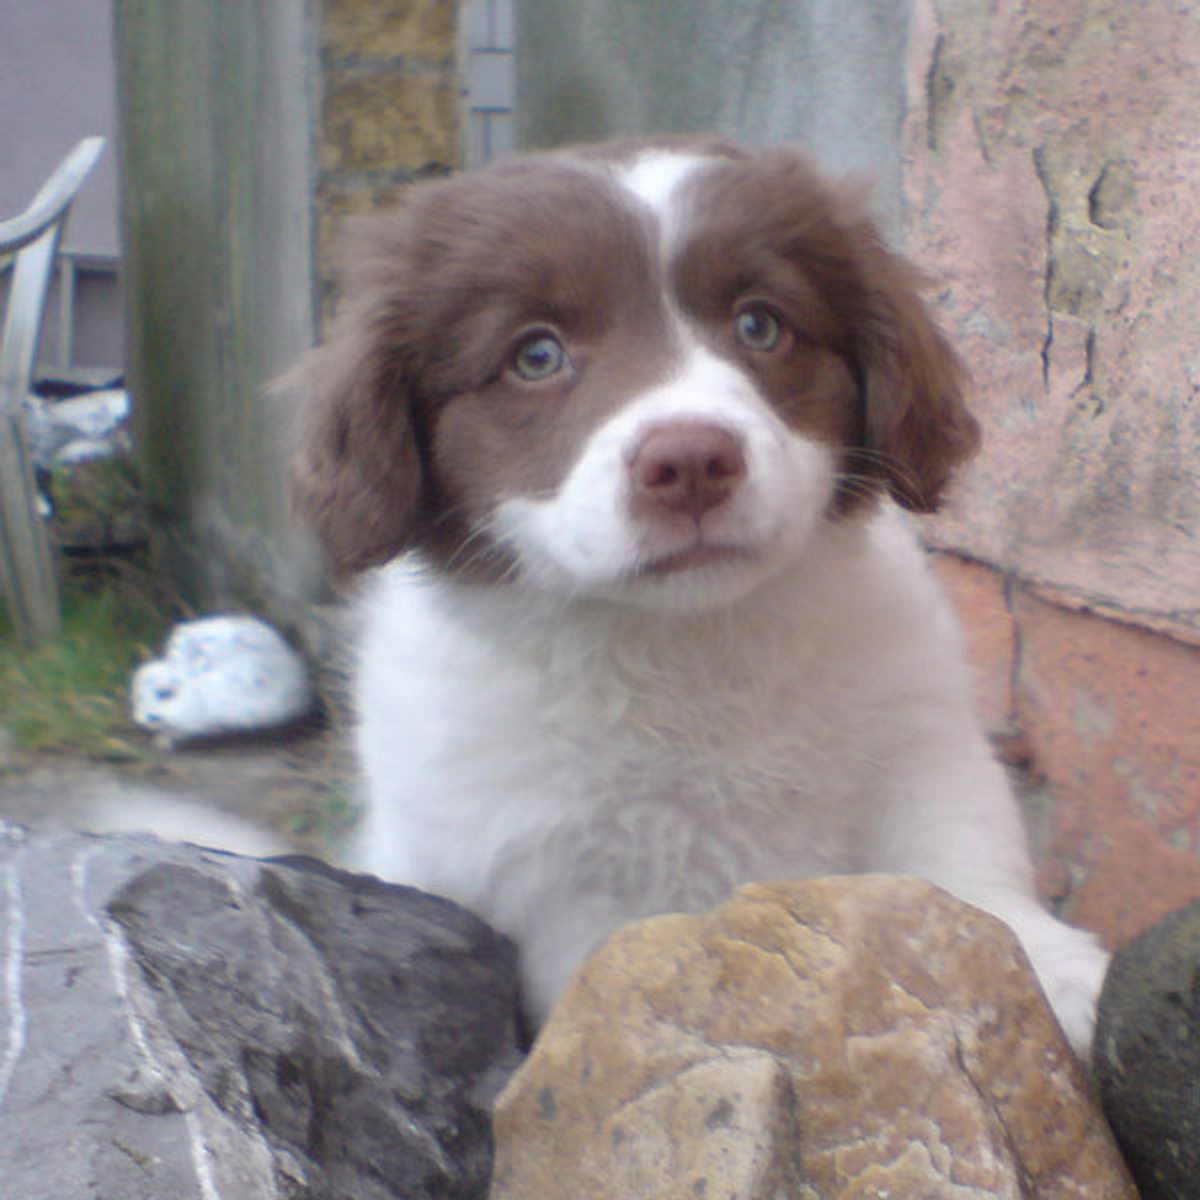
left=629, top=421, right=747, bottom=520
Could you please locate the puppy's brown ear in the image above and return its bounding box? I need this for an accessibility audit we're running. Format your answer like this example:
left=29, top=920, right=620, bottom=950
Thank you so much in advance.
left=289, top=221, right=424, bottom=576
left=855, top=249, right=979, bottom=513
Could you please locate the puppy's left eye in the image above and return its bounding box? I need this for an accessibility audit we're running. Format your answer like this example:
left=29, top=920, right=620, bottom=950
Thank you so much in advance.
left=734, top=305, right=782, bottom=352
left=512, top=332, right=567, bottom=381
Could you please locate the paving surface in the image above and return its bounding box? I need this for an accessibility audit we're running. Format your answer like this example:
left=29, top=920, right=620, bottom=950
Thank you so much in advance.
left=0, top=729, right=357, bottom=864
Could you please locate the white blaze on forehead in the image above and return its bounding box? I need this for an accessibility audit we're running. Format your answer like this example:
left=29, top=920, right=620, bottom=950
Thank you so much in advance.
left=614, top=151, right=711, bottom=341
left=617, top=151, right=708, bottom=229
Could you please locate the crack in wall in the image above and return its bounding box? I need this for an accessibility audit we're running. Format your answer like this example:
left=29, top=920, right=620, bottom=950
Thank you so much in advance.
left=925, top=32, right=951, bottom=153
left=1032, top=144, right=1058, bottom=397
left=1073, top=329, right=1101, bottom=413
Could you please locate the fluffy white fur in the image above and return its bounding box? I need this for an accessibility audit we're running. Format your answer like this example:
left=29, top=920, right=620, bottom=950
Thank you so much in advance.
left=333, top=146, right=1109, bottom=1055
left=351, top=371, right=1108, bottom=1053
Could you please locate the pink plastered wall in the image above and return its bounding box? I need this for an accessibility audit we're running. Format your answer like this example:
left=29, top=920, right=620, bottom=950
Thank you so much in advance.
left=906, top=1, right=1200, bottom=948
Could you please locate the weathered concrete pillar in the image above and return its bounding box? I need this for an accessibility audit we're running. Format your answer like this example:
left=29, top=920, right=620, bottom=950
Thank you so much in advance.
left=113, top=0, right=463, bottom=631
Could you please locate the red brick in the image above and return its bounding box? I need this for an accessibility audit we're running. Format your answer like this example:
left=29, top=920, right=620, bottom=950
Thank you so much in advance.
left=1013, top=590, right=1200, bottom=947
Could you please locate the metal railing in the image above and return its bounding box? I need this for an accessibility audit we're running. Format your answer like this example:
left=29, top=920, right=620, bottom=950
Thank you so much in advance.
left=0, top=136, right=105, bottom=642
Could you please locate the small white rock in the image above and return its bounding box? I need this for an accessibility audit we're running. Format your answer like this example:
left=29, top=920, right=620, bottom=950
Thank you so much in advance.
left=132, top=615, right=315, bottom=745
left=24, top=388, right=131, bottom=467
left=49, top=388, right=131, bottom=443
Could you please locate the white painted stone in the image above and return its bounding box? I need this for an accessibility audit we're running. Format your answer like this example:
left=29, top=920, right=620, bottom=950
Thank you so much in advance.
left=132, top=616, right=314, bottom=745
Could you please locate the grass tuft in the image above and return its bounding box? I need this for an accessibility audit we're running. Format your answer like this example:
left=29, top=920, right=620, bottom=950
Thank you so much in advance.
left=0, top=562, right=171, bottom=762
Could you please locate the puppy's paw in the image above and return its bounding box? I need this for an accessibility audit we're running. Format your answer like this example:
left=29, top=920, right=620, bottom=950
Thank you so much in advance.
left=1006, top=912, right=1110, bottom=1058
left=1035, top=934, right=1110, bottom=1058
left=969, top=889, right=1109, bottom=1057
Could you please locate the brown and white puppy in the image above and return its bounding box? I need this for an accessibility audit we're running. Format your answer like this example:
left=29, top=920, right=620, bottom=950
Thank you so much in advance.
left=294, top=138, right=1108, bottom=1052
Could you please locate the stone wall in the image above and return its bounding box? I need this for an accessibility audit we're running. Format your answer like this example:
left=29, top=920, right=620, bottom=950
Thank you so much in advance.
left=317, top=0, right=464, bottom=319
left=906, top=1, right=1200, bottom=943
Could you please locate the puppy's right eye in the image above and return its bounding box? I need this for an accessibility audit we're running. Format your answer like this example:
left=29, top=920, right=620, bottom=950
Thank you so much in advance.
left=512, top=332, right=567, bottom=381
left=734, top=303, right=783, bottom=352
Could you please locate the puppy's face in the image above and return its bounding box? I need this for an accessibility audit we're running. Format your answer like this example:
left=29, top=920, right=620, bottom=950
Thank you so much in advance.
left=294, top=139, right=976, bottom=610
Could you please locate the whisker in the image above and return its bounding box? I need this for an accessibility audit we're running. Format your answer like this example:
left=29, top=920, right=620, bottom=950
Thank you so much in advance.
left=839, top=447, right=925, bottom=509
left=831, top=475, right=881, bottom=504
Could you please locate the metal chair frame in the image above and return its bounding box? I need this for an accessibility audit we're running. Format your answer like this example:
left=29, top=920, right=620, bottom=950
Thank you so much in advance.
left=0, top=137, right=105, bottom=641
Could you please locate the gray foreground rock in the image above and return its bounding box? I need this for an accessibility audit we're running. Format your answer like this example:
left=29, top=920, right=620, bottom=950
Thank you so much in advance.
left=1096, top=897, right=1200, bottom=1200
left=0, top=825, right=524, bottom=1199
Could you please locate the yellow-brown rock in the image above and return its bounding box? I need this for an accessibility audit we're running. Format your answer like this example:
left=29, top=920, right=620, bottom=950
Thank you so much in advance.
left=491, top=877, right=1135, bottom=1199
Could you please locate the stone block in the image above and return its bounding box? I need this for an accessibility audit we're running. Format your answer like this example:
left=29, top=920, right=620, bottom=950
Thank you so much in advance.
left=322, top=0, right=458, bottom=64
left=0, top=828, right=523, bottom=1199
left=1096, top=898, right=1200, bottom=1200
left=1013, top=589, right=1200, bottom=945
left=321, top=71, right=462, bottom=175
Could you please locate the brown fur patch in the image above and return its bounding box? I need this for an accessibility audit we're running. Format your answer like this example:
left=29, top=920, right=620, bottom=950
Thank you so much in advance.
left=672, top=151, right=976, bottom=512
left=292, top=140, right=976, bottom=578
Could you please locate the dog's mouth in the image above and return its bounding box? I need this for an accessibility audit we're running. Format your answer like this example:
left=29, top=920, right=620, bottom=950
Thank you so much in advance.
left=635, top=541, right=753, bottom=577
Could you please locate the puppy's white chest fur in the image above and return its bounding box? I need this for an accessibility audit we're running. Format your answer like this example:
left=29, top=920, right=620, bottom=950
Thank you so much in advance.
left=353, top=508, right=972, bottom=1020
left=298, top=136, right=1109, bottom=1052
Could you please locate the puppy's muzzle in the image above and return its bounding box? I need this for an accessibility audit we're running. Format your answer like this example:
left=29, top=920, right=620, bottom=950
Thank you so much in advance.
left=628, top=420, right=747, bottom=522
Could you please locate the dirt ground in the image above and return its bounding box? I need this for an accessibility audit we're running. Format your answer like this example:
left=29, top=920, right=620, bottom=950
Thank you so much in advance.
left=0, top=724, right=359, bottom=863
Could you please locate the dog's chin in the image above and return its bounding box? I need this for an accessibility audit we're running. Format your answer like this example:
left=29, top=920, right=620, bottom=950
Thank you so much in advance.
left=618, top=554, right=776, bottom=614
left=492, top=492, right=830, bottom=615
left=635, top=542, right=753, bottom=576
left=518, top=538, right=799, bottom=615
